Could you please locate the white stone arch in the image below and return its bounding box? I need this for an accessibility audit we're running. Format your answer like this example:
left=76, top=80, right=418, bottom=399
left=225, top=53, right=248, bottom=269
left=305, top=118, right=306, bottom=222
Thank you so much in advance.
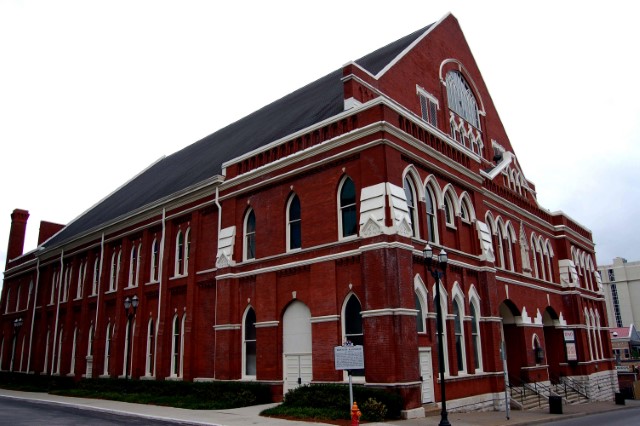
left=341, top=292, right=365, bottom=379
left=458, top=191, right=476, bottom=222
left=431, top=281, right=450, bottom=375
left=438, top=58, right=487, bottom=114
left=504, top=221, right=517, bottom=272
left=414, top=274, right=429, bottom=334
left=337, top=174, right=358, bottom=240
left=485, top=211, right=496, bottom=232
left=402, top=166, right=422, bottom=238
left=402, top=164, right=425, bottom=201
left=467, top=286, right=483, bottom=369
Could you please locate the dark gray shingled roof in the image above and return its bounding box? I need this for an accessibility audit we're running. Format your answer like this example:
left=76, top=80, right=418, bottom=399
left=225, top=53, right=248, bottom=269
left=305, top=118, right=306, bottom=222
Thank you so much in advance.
left=355, top=25, right=432, bottom=75
left=45, top=24, right=434, bottom=248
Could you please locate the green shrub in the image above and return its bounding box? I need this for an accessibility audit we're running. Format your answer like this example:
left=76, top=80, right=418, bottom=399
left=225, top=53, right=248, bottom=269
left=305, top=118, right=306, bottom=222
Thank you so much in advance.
left=360, top=397, right=387, bottom=422
left=278, top=383, right=402, bottom=420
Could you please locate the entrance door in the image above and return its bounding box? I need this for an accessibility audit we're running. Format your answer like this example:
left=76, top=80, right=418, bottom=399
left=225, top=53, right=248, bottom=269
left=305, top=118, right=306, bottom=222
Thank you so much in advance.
left=419, top=348, right=435, bottom=403
left=283, top=301, right=312, bottom=394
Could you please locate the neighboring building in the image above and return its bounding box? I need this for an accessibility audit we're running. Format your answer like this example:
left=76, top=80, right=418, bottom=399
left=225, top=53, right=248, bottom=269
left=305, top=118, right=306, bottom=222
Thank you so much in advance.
left=0, top=13, right=615, bottom=416
left=609, top=325, right=640, bottom=362
left=599, top=257, right=640, bottom=331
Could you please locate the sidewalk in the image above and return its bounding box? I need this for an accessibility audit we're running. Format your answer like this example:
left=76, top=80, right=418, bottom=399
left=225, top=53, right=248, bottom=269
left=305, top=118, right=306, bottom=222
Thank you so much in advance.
left=1, top=388, right=639, bottom=426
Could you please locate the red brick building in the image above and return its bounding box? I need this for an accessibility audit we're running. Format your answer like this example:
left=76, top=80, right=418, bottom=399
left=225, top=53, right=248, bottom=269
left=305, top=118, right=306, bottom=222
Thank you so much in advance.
left=1, top=13, right=616, bottom=416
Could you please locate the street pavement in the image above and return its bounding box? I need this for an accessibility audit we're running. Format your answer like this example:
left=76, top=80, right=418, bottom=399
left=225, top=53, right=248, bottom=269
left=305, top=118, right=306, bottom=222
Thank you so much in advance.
left=1, top=388, right=639, bottom=426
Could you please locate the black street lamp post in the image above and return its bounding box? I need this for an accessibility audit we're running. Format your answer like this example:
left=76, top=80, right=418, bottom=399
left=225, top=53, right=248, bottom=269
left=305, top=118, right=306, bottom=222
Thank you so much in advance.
left=11, top=317, right=23, bottom=372
left=424, top=244, right=450, bottom=426
left=123, top=295, right=139, bottom=379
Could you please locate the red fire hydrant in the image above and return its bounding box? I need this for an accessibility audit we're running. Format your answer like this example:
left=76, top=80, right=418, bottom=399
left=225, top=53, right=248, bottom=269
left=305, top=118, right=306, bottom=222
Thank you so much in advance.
left=351, top=401, right=362, bottom=426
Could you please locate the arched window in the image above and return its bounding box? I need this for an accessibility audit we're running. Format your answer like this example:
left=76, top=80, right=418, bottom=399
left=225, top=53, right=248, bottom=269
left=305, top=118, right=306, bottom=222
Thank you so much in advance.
left=403, top=177, right=419, bottom=237
left=150, top=238, right=160, bottom=283
left=339, top=177, right=357, bottom=238
left=70, top=327, right=78, bottom=375
left=87, top=324, right=94, bottom=359
left=469, top=300, right=482, bottom=371
left=122, top=317, right=134, bottom=377
left=425, top=185, right=438, bottom=243
left=244, top=209, right=256, bottom=261
left=146, top=318, right=155, bottom=377
left=287, top=195, right=302, bottom=250
left=76, top=260, right=86, bottom=299
left=415, top=292, right=425, bottom=333
left=170, top=315, right=184, bottom=377
left=15, top=284, right=21, bottom=311
left=496, top=227, right=505, bottom=269
left=109, top=250, right=120, bottom=292
left=129, top=244, right=138, bottom=287
left=4, top=288, right=10, bottom=313
left=43, top=329, right=50, bottom=374
left=54, top=328, right=63, bottom=374
left=505, top=226, right=515, bottom=272
left=453, top=299, right=467, bottom=373
left=184, top=227, right=190, bottom=274
left=49, top=271, right=58, bottom=305
left=175, top=230, right=184, bottom=276
left=92, top=258, right=100, bottom=295
left=243, top=307, right=257, bottom=378
left=104, top=323, right=112, bottom=376
left=444, top=193, right=455, bottom=226
left=446, top=70, right=480, bottom=129
left=343, top=295, right=364, bottom=377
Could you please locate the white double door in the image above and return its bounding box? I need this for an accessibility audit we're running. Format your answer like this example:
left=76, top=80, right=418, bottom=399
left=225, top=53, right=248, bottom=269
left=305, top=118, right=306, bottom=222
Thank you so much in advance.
left=283, top=301, right=313, bottom=394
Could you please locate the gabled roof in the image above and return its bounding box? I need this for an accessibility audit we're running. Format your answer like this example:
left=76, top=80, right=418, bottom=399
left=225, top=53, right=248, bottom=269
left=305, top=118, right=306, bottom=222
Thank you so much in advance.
left=44, top=23, right=441, bottom=249
left=46, top=69, right=344, bottom=247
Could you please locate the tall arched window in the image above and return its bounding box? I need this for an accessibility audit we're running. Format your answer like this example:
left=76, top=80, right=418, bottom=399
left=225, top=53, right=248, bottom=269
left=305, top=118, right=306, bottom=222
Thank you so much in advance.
left=469, top=300, right=482, bottom=371
left=129, top=244, right=139, bottom=287
left=104, top=323, right=112, bottom=376
left=287, top=195, right=302, bottom=250
left=55, top=328, right=63, bottom=374
left=415, top=292, right=426, bottom=333
left=170, top=315, right=184, bottom=377
left=44, top=329, right=50, bottom=374
left=76, top=260, right=86, bottom=299
left=70, top=327, right=78, bottom=375
left=15, top=284, right=21, bottom=311
left=109, top=250, right=120, bottom=292
left=92, top=258, right=100, bottom=295
left=444, top=192, right=455, bottom=226
left=339, top=177, right=357, bottom=238
left=175, top=231, right=184, bottom=276
left=343, top=295, right=364, bottom=377
left=146, top=318, right=155, bottom=377
left=425, top=185, right=438, bottom=243
left=244, top=209, right=256, bottom=261
left=453, top=299, right=467, bottom=373
left=184, top=227, right=190, bottom=274
left=496, top=227, right=505, bottom=269
left=403, top=177, right=419, bottom=237
left=243, top=307, right=257, bottom=378
left=150, top=238, right=160, bottom=283
left=87, top=324, right=94, bottom=359
left=122, top=317, right=134, bottom=377
left=446, top=70, right=480, bottom=129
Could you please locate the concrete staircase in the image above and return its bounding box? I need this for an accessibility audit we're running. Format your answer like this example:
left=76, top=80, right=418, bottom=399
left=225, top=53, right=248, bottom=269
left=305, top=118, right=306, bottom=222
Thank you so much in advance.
left=510, top=384, right=549, bottom=411
left=553, top=383, right=589, bottom=405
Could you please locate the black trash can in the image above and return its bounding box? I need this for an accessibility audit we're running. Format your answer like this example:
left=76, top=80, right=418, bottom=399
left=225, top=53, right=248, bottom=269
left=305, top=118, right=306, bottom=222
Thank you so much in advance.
left=615, top=392, right=626, bottom=405
left=549, top=395, right=563, bottom=414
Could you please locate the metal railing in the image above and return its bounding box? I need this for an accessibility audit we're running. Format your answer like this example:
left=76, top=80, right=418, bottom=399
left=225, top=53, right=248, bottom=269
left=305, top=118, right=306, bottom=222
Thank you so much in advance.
left=551, top=375, right=589, bottom=400
left=509, top=376, right=555, bottom=409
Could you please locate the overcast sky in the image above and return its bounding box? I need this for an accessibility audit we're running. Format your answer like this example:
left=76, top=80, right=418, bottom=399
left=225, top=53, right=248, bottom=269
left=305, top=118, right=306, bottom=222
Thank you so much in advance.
left=1, top=0, right=639, bottom=281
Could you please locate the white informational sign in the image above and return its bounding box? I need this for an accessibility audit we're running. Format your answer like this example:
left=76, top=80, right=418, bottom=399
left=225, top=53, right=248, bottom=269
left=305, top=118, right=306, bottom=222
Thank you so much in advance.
left=563, top=330, right=575, bottom=342
left=334, top=345, right=365, bottom=370
left=565, top=342, right=578, bottom=361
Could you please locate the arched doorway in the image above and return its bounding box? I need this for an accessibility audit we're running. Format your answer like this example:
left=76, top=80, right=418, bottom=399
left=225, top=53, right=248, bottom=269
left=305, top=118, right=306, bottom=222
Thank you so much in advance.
left=543, top=307, right=563, bottom=380
left=283, top=301, right=312, bottom=394
left=499, top=300, right=524, bottom=382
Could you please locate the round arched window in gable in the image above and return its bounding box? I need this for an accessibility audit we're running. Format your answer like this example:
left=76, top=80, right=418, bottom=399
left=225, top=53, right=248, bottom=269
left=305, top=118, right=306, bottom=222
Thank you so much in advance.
left=446, top=70, right=480, bottom=129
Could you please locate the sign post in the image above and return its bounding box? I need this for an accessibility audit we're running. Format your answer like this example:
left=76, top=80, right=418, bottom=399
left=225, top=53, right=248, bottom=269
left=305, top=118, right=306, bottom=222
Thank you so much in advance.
left=335, top=344, right=364, bottom=409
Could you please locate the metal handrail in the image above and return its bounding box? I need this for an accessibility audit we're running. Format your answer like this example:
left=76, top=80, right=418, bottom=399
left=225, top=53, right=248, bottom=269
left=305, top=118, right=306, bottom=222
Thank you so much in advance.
left=551, top=375, right=589, bottom=400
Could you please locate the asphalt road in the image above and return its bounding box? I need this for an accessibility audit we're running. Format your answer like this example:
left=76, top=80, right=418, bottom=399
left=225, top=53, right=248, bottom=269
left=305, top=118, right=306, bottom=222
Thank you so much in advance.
left=0, top=397, right=182, bottom=426
left=546, top=403, right=640, bottom=426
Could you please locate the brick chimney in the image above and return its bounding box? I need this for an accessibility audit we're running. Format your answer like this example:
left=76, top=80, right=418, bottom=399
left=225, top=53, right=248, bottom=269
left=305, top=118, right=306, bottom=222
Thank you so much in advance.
left=6, top=208, right=29, bottom=266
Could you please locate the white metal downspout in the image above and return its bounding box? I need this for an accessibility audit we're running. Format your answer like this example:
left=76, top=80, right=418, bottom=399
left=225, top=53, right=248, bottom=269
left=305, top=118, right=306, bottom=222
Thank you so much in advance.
left=153, top=208, right=166, bottom=377
left=213, top=187, right=222, bottom=378
left=50, top=250, right=64, bottom=373
left=26, top=256, right=40, bottom=373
